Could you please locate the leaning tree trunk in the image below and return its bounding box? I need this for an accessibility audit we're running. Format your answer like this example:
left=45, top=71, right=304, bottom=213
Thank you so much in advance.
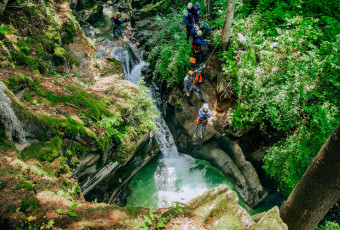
left=280, top=124, right=340, bottom=230
left=221, top=0, right=235, bottom=50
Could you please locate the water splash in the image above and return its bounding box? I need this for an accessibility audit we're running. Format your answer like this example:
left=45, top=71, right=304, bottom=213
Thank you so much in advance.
left=0, top=82, right=26, bottom=143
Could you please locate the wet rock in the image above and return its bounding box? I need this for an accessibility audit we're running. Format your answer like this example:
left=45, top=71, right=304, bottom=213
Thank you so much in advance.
left=95, top=39, right=115, bottom=59
left=191, top=137, right=268, bottom=208
left=82, top=24, right=96, bottom=37
left=84, top=132, right=160, bottom=204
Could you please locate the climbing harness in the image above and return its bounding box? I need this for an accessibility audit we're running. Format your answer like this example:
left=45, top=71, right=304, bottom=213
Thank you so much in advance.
left=196, top=117, right=207, bottom=125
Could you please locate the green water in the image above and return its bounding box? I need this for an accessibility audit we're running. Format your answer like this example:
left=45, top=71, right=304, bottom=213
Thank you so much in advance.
left=126, top=154, right=272, bottom=215
left=126, top=154, right=234, bottom=208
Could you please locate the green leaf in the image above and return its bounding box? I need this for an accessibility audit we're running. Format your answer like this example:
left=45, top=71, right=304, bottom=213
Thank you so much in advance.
left=68, top=211, right=77, bottom=217
left=57, top=209, right=64, bottom=214
left=69, top=204, right=78, bottom=210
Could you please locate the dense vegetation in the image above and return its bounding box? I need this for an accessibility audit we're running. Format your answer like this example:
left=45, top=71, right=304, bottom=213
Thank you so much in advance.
left=217, top=0, right=340, bottom=196
left=147, top=0, right=339, bottom=197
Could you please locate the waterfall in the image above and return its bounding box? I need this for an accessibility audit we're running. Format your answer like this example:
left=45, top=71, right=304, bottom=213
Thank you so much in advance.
left=112, top=44, right=211, bottom=208
left=0, top=82, right=26, bottom=143
left=110, top=43, right=149, bottom=85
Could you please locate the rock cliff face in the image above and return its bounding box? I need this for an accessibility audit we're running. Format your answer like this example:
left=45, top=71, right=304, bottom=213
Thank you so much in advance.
left=163, top=85, right=267, bottom=208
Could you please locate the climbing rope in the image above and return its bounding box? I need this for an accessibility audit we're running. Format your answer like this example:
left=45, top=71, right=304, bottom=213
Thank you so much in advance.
left=203, top=43, right=219, bottom=66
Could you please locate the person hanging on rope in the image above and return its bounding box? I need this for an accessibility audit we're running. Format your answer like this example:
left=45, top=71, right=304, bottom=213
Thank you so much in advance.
left=184, top=67, right=206, bottom=107
left=195, top=30, right=211, bottom=66
left=111, top=14, right=123, bottom=37
left=189, top=57, right=203, bottom=84
left=183, top=9, right=195, bottom=43
left=199, top=21, right=213, bottom=39
left=194, top=103, right=211, bottom=138
left=193, top=2, right=201, bottom=25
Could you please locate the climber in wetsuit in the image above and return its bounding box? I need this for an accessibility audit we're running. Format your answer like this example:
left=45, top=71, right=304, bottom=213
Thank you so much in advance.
left=111, top=14, right=123, bottom=37
left=194, top=30, right=210, bottom=65
left=184, top=67, right=206, bottom=107
left=183, top=9, right=194, bottom=42
left=193, top=2, right=201, bottom=25
left=194, top=103, right=211, bottom=138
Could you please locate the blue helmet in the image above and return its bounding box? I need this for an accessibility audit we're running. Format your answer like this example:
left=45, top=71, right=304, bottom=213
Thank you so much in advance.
left=194, top=2, right=200, bottom=8
left=200, top=21, right=205, bottom=26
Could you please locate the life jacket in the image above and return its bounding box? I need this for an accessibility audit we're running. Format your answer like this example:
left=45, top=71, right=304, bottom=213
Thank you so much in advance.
left=196, top=116, right=207, bottom=125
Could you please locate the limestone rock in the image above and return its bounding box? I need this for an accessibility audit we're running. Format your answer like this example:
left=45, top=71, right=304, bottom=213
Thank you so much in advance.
left=251, top=206, right=288, bottom=230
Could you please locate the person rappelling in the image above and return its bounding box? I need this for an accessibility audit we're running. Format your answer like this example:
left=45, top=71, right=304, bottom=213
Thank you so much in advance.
left=184, top=67, right=206, bottom=107
left=189, top=57, right=203, bottom=84
left=195, top=30, right=211, bottom=65
left=194, top=103, right=211, bottom=138
left=183, top=9, right=195, bottom=43
left=111, top=14, right=123, bottom=38
left=193, top=2, right=201, bottom=25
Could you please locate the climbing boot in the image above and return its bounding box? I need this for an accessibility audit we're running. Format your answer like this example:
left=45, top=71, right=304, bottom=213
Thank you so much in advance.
left=194, top=133, right=197, bottom=138
left=201, top=133, right=203, bottom=138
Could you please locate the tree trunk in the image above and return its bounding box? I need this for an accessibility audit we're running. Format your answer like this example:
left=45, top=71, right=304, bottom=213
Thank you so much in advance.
left=221, top=0, right=235, bottom=50
left=206, top=0, right=211, bottom=23
left=280, top=124, right=340, bottom=230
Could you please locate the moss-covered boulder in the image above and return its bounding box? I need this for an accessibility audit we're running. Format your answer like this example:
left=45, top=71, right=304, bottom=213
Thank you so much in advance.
left=183, top=185, right=287, bottom=230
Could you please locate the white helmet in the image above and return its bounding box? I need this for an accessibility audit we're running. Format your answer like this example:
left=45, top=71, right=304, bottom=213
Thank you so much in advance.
left=188, top=3, right=193, bottom=9
left=194, top=25, right=199, bottom=31
left=203, top=103, right=209, bottom=110
left=183, top=9, right=188, bottom=15
left=197, top=30, right=202, bottom=36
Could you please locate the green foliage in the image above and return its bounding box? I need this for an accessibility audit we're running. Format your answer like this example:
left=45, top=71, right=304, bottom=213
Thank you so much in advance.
left=219, top=0, right=340, bottom=195
left=0, top=25, right=17, bottom=34
left=21, top=198, right=39, bottom=213
left=16, top=216, right=54, bottom=230
left=314, top=221, right=340, bottom=230
left=61, top=19, right=77, bottom=44
left=57, top=204, right=78, bottom=217
left=147, top=10, right=192, bottom=87
left=126, top=209, right=167, bottom=230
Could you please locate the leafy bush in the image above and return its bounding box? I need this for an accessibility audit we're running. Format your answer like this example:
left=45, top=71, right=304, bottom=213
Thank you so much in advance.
left=218, top=0, right=340, bottom=194
left=146, top=10, right=192, bottom=87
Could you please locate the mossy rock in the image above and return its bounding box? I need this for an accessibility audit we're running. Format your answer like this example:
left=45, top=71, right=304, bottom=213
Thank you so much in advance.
left=20, top=136, right=62, bottom=162
left=2, top=82, right=55, bottom=140
left=212, top=214, right=243, bottom=230
left=6, top=74, right=31, bottom=93
left=53, top=45, right=66, bottom=65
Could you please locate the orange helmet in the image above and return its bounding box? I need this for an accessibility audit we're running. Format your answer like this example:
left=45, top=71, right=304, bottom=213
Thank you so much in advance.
left=188, top=70, right=193, bottom=75
left=113, top=14, right=118, bottom=19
